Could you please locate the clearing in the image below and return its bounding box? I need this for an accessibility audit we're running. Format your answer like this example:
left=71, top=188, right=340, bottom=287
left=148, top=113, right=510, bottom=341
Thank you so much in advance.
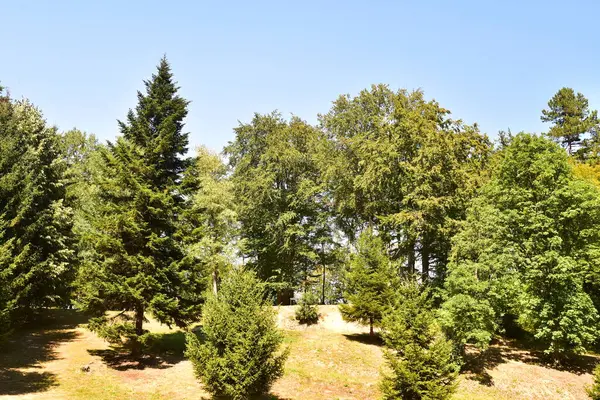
left=0, top=306, right=596, bottom=399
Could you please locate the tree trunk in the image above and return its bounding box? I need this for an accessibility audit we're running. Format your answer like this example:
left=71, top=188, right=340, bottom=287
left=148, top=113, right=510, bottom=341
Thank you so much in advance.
left=212, top=268, right=219, bottom=295
left=369, top=316, right=374, bottom=337
left=407, top=240, right=416, bottom=275
left=321, top=266, right=326, bottom=306
left=132, top=304, right=144, bottom=356
left=321, top=242, right=326, bottom=305
left=321, top=267, right=326, bottom=305
left=421, top=241, right=430, bottom=282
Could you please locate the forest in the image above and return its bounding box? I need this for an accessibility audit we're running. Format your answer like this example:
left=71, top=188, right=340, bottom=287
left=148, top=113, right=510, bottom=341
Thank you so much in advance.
left=2, top=57, right=600, bottom=400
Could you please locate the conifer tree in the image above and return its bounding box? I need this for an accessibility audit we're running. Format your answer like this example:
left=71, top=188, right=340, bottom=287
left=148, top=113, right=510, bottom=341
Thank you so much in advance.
left=0, top=88, right=75, bottom=329
left=76, top=58, right=203, bottom=353
left=185, top=269, right=288, bottom=399
left=541, top=87, right=599, bottom=155
left=381, top=280, right=459, bottom=400
left=339, top=229, right=398, bottom=336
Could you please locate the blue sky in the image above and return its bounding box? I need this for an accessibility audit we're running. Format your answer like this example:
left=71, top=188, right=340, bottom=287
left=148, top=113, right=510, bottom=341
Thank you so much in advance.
left=2, top=0, right=599, bottom=152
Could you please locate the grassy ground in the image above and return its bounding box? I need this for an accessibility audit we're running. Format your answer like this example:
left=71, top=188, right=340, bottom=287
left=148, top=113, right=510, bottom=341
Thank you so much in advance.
left=0, top=306, right=596, bottom=399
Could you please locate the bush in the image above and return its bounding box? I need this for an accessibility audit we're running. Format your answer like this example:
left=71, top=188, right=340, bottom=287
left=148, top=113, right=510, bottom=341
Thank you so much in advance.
left=381, top=280, right=459, bottom=400
left=588, top=364, right=600, bottom=399
left=295, top=293, right=320, bottom=325
left=185, top=269, right=288, bottom=399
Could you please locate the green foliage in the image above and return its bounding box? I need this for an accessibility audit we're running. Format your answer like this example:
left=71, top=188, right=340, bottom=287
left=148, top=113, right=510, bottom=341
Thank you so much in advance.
left=588, top=364, right=600, bottom=399
left=295, top=292, right=320, bottom=325
left=339, top=229, right=398, bottom=335
left=181, top=146, right=238, bottom=294
left=381, top=280, right=459, bottom=400
left=541, top=87, right=599, bottom=156
left=319, top=85, right=491, bottom=281
left=0, top=89, right=75, bottom=332
left=225, top=113, right=334, bottom=298
left=442, top=133, right=600, bottom=356
left=75, top=58, right=203, bottom=352
left=185, top=269, right=288, bottom=399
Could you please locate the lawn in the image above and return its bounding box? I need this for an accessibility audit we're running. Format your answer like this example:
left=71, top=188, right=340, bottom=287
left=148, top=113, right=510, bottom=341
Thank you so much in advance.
left=0, top=306, right=596, bottom=399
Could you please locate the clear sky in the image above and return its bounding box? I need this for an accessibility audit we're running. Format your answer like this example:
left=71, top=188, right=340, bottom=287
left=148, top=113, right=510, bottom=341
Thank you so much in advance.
left=2, top=0, right=599, bottom=152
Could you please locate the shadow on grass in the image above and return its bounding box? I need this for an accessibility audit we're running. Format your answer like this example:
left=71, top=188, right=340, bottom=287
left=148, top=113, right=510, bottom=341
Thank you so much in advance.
left=343, top=333, right=384, bottom=347
left=463, top=338, right=600, bottom=387
left=200, top=394, right=292, bottom=400
left=88, top=330, right=197, bottom=371
left=0, top=369, right=58, bottom=395
left=0, top=309, right=84, bottom=395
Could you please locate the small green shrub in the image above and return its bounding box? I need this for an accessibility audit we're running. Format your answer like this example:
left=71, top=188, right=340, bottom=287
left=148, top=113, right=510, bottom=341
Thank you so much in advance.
left=587, top=364, right=600, bottom=399
left=295, top=293, right=320, bottom=325
left=185, top=269, right=288, bottom=400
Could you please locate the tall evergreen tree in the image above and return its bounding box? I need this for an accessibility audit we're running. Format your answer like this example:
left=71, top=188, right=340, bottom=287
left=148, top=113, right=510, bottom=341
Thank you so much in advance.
left=541, top=87, right=599, bottom=156
left=76, top=58, right=203, bottom=353
left=0, top=89, right=75, bottom=330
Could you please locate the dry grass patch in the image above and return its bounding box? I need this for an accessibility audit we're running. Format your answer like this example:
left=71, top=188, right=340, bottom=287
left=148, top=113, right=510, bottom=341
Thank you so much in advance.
left=1, top=308, right=598, bottom=400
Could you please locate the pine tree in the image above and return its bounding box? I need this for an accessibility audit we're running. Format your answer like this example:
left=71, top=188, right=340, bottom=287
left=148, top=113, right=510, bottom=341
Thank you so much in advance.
left=541, top=87, right=599, bottom=155
left=339, top=229, right=398, bottom=336
left=185, top=269, right=288, bottom=399
left=381, top=280, right=459, bottom=400
left=76, top=58, right=203, bottom=353
left=0, top=89, right=75, bottom=329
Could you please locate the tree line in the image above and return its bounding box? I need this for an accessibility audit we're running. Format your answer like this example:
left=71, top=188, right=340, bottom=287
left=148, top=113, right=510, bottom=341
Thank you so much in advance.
left=2, top=58, right=600, bottom=398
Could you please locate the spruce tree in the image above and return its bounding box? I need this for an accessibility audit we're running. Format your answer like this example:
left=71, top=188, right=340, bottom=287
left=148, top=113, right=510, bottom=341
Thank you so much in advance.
left=76, top=58, right=203, bottom=353
left=185, top=269, right=288, bottom=399
left=339, top=229, right=398, bottom=336
left=381, top=280, right=459, bottom=400
left=0, top=90, right=75, bottom=329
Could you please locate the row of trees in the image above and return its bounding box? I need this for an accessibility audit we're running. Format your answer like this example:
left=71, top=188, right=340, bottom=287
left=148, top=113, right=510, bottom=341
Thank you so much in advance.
left=3, top=58, right=600, bottom=397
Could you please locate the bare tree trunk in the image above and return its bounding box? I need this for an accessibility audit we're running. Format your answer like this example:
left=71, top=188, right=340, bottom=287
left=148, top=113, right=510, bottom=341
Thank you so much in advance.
left=212, top=268, right=218, bottom=295
left=132, top=303, right=144, bottom=356
left=369, top=316, right=374, bottom=337
left=321, top=243, right=326, bottom=305
left=421, top=241, right=430, bottom=282
left=407, top=240, right=416, bottom=275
